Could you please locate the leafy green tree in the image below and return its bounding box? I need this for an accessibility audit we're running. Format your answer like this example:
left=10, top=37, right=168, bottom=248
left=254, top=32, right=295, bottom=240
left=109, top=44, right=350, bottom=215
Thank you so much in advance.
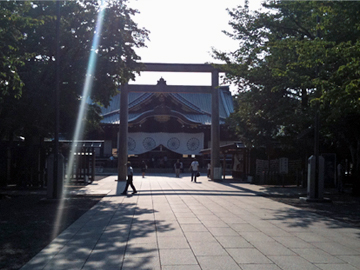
left=214, top=0, right=360, bottom=180
left=214, top=1, right=318, bottom=154
left=0, top=1, right=41, bottom=102
left=0, top=0, right=149, bottom=140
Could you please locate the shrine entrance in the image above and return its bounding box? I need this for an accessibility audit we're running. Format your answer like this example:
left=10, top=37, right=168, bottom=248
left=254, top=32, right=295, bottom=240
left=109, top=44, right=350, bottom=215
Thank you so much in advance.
left=117, top=63, right=222, bottom=184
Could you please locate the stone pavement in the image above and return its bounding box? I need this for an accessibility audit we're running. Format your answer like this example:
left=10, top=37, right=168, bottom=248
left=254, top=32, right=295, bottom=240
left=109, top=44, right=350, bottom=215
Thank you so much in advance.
left=21, top=174, right=360, bottom=270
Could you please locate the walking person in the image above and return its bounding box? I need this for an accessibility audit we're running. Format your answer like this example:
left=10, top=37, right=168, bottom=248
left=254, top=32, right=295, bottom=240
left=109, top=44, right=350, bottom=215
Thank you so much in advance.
left=122, top=162, right=137, bottom=195
left=180, top=160, right=184, bottom=173
left=174, top=159, right=181, bottom=177
left=141, top=160, right=147, bottom=178
left=189, top=158, right=199, bottom=182
left=207, top=161, right=211, bottom=178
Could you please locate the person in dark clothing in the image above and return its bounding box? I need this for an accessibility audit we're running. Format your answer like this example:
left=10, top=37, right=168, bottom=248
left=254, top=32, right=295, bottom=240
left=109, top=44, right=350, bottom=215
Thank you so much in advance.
left=141, top=160, right=147, bottom=178
left=174, top=159, right=181, bottom=177
left=207, top=162, right=211, bottom=178
left=122, top=162, right=137, bottom=195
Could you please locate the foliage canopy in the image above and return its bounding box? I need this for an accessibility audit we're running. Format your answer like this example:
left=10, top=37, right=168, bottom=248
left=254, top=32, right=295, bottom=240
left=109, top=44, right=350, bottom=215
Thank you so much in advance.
left=0, top=0, right=149, bottom=140
left=213, top=0, right=360, bottom=172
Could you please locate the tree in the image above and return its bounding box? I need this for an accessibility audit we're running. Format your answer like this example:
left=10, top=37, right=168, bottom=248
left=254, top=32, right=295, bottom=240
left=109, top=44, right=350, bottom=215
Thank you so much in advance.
left=214, top=1, right=318, bottom=153
left=0, top=0, right=149, bottom=140
left=214, top=1, right=360, bottom=181
left=0, top=0, right=149, bottom=186
left=0, top=1, right=41, bottom=102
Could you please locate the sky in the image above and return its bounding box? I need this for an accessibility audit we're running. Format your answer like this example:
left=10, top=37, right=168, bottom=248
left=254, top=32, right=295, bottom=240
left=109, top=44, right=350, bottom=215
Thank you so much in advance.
left=127, top=0, right=265, bottom=91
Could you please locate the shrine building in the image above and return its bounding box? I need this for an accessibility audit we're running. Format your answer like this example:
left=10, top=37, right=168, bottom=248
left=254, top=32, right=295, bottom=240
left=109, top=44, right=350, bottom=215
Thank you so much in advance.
left=94, top=78, right=235, bottom=169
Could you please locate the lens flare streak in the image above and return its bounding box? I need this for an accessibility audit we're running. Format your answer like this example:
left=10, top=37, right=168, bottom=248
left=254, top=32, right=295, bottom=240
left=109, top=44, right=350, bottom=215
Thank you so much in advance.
left=52, top=2, right=106, bottom=240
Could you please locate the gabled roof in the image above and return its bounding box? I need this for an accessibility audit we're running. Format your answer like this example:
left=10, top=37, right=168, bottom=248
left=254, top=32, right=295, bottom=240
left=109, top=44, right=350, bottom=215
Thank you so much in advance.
left=100, top=86, right=234, bottom=125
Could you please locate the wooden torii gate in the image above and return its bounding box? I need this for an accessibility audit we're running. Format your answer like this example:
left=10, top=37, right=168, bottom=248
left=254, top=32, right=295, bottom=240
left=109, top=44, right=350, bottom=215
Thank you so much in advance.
left=117, top=63, right=222, bottom=184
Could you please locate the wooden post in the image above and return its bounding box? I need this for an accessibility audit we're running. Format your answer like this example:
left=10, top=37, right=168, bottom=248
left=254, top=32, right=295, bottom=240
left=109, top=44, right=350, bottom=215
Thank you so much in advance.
left=118, top=83, right=128, bottom=182
left=91, top=148, right=95, bottom=181
left=244, top=149, right=247, bottom=180
left=223, top=152, right=226, bottom=180
left=211, top=70, right=221, bottom=180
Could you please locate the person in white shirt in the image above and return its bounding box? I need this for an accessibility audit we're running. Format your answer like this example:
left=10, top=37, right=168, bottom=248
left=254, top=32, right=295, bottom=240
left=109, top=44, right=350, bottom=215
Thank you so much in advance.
left=122, top=162, right=137, bottom=195
left=189, top=158, right=199, bottom=182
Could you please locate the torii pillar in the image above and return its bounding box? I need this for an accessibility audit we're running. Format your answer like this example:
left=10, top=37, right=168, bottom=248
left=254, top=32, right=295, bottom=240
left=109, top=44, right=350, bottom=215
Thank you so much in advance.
left=117, top=83, right=128, bottom=185
left=117, top=63, right=222, bottom=186
left=211, top=70, right=221, bottom=180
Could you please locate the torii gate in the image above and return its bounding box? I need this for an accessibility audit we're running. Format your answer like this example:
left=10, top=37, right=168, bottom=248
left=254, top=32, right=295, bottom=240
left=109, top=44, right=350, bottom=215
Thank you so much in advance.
left=117, top=63, right=222, bottom=185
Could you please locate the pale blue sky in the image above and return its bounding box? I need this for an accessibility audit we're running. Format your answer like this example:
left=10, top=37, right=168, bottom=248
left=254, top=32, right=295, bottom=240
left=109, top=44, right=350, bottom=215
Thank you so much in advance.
left=128, top=0, right=265, bottom=90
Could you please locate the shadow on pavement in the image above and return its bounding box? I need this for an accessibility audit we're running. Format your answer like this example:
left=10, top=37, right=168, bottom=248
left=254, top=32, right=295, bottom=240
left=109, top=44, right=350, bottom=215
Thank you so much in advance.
left=215, top=180, right=360, bottom=231
left=23, top=199, right=173, bottom=270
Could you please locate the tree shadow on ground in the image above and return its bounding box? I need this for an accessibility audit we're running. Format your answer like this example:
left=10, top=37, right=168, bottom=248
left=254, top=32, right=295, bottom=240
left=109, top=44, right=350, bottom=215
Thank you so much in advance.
left=215, top=180, right=360, bottom=233
left=21, top=198, right=174, bottom=270
left=0, top=191, right=104, bottom=270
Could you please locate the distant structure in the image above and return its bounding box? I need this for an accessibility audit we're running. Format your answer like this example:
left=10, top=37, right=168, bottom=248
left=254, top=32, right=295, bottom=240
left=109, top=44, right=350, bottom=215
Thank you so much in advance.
left=88, top=63, right=237, bottom=182
left=96, top=81, right=234, bottom=169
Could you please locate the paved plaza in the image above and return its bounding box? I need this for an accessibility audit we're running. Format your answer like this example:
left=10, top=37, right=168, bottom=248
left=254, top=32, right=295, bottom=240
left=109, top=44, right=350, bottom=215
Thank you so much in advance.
left=21, top=174, right=360, bottom=270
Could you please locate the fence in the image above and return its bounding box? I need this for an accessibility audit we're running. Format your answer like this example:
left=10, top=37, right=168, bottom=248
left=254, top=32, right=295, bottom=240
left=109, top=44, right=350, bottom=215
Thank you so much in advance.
left=67, top=148, right=95, bottom=183
left=255, top=158, right=302, bottom=185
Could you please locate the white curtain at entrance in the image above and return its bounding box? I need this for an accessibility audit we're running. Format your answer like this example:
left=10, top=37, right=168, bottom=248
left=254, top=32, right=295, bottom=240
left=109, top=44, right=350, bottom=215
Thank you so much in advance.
left=128, top=132, right=204, bottom=155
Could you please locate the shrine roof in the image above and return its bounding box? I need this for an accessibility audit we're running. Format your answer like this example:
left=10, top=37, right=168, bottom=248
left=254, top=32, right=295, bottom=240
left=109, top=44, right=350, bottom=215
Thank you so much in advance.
left=100, top=86, right=234, bottom=125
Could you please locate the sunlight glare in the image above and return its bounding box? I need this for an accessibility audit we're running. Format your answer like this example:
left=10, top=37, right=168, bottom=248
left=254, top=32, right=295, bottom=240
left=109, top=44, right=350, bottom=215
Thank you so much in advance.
left=51, top=1, right=106, bottom=240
